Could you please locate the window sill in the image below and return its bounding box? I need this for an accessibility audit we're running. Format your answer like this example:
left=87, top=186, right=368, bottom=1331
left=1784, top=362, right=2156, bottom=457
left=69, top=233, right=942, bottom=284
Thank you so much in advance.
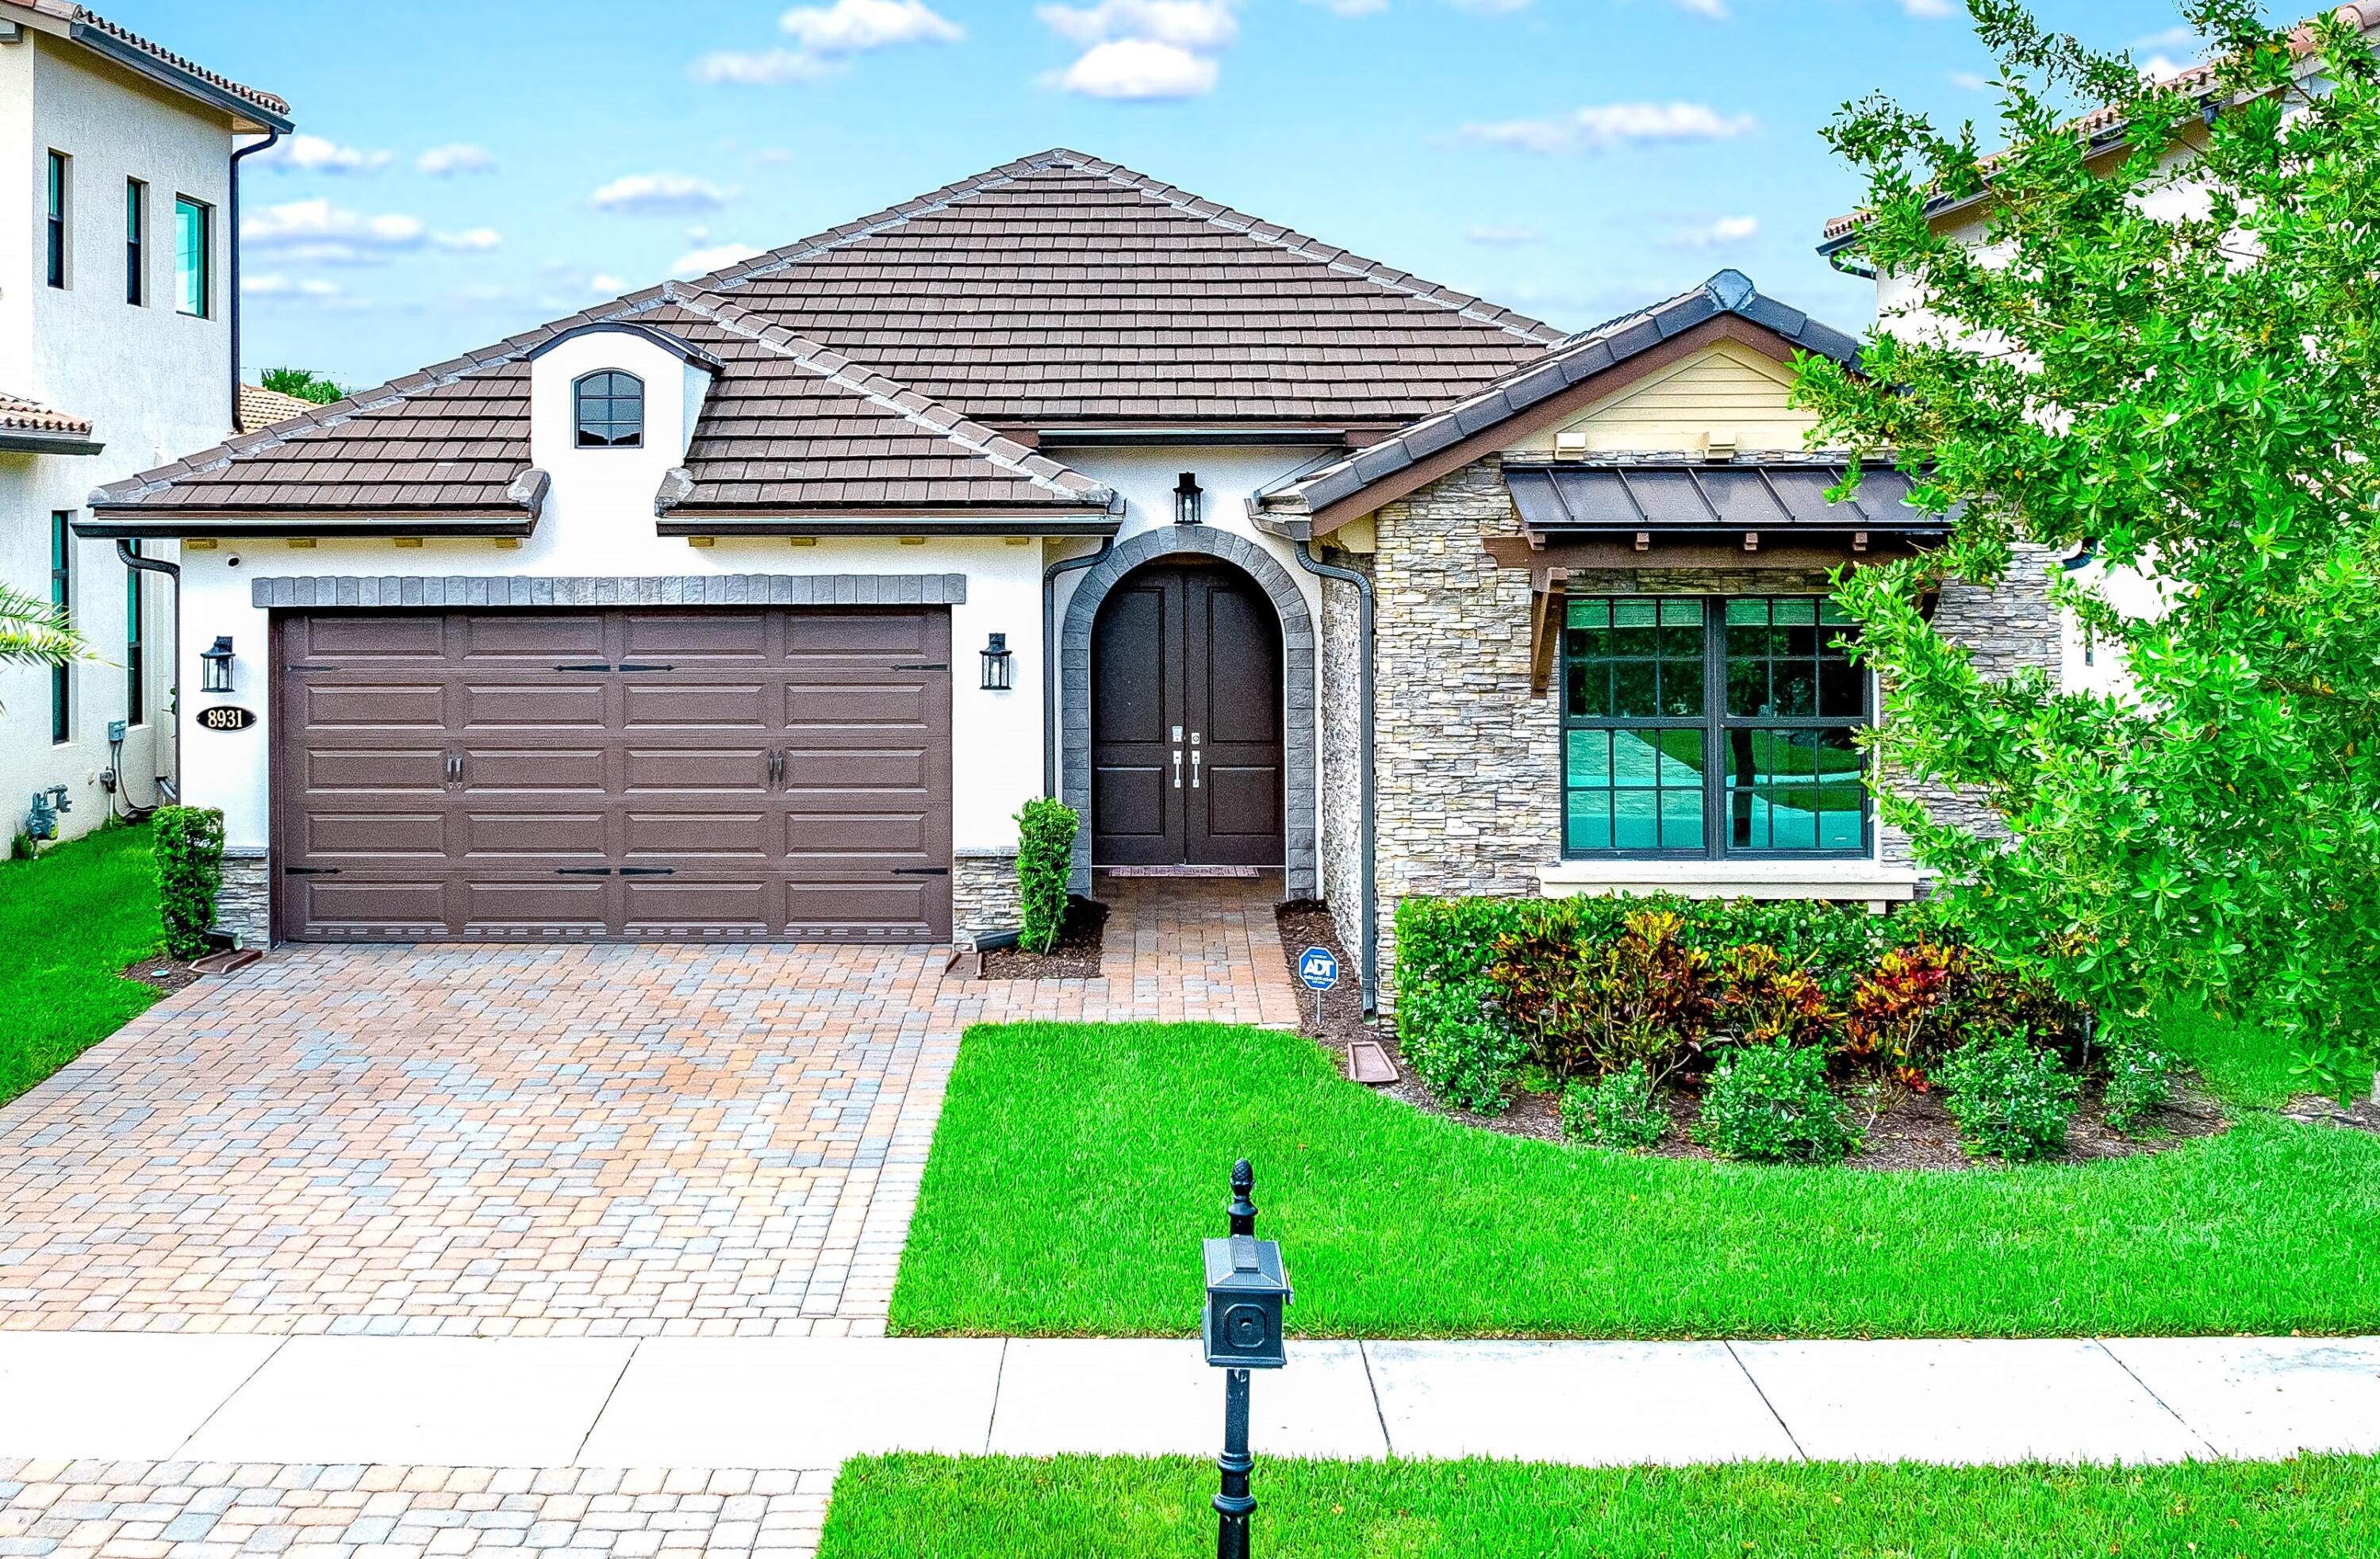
left=1537, top=858, right=1921, bottom=906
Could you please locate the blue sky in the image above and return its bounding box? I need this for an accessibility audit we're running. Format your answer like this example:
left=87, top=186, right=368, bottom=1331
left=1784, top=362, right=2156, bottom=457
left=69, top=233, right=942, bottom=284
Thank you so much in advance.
left=110, top=0, right=2205, bottom=392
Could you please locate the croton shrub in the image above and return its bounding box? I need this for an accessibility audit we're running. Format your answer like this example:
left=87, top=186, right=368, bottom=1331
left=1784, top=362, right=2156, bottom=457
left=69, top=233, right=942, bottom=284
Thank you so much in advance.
left=1393, top=894, right=2140, bottom=1162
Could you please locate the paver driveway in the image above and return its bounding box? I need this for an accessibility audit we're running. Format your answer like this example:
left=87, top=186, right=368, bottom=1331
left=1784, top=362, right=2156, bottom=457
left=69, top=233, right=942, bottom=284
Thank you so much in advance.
left=0, top=877, right=1299, bottom=1335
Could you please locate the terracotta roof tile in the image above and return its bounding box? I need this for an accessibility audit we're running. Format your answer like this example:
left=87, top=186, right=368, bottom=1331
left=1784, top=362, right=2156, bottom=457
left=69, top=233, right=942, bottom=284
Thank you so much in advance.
left=0, top=388, right=93, bottom=436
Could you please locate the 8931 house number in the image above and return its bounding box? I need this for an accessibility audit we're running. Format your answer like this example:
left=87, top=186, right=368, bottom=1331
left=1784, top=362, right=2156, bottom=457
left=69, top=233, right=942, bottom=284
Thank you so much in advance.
left=198, top=706, right=258, bottom=732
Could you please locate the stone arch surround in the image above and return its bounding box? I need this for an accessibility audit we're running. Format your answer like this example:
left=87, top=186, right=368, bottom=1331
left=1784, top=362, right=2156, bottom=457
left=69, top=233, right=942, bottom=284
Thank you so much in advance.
left=1059, top=526, right=1318, bottom=897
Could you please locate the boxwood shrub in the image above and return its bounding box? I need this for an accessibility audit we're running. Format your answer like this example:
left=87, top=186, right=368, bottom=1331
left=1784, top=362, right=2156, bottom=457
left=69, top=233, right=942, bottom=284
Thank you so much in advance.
left=1695, top=1042, right=1864, bottom=1162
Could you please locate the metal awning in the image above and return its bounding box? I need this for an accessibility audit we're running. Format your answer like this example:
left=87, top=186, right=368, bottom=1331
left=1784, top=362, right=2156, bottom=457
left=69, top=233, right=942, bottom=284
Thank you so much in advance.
left=1504, top=461, right=1949, bottom=541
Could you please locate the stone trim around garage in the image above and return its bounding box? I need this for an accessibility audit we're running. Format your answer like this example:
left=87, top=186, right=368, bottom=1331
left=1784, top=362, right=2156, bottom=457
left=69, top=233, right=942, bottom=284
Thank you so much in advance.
left=249, top=574, right=970, bottom=609
left=952, top=847, right=1023, bottom=947
left=1058, top=525, right=1319, bottom=900
left=215, top=846, right=271, bottom=949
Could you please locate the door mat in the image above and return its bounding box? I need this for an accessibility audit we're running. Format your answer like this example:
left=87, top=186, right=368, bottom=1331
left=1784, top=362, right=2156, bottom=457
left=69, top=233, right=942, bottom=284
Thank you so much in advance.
left=1099, top=866, right=1261, bottom=878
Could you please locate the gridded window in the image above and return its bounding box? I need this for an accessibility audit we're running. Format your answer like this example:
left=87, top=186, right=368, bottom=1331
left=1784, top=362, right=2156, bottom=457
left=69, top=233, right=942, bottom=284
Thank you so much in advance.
left=125, top=540, right=144, bottom=726
left=50, top=513, right=71, bottom=744
left=125, top=179, right=145, bottom=305
left=1560, top=595, right=1872, bottom=858
left=574, top=371, right=644, bottom=447
left=46, top=152, right=68, bottom=289
left=175, top=197, right=209, bottom=317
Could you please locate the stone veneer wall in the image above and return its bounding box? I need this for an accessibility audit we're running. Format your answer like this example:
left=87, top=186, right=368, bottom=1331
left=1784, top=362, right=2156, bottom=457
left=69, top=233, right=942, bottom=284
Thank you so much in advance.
left=216, top=847, right=271, bottom=949
left=1355, top=457, right=2066, bottom=1010
left=1316, top=563, right=1369, bottom=950
left=952, top=848, right=1022, bottom=946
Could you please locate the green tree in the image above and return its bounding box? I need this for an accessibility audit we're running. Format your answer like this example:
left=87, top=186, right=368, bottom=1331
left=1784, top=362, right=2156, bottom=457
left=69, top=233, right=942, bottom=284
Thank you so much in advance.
left=259, top=367, right=344, bottom=405
left=1795, top=1, right=2380, bottom=1068
left=0, top=582, right=85, bottom=714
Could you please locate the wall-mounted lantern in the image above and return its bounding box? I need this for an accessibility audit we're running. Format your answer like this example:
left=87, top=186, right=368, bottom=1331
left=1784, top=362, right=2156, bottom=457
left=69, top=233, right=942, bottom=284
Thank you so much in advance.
left=980, top=632, right=1014, bottom=692
left=199, top=635, right=236, bottom=695
left=1174, top=471, right=1204, bottom=527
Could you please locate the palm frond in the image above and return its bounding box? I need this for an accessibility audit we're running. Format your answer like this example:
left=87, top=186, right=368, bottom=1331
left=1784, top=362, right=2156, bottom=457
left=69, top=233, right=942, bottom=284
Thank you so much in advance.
left=0, top=582, right=86, bottom=668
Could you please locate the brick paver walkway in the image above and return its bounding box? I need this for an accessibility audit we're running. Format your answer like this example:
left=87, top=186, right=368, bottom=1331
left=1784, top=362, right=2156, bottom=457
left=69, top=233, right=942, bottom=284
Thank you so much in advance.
left=0, top=877, right=1299, bottom=1336
left=0, top=1461, right=833, bottom=1559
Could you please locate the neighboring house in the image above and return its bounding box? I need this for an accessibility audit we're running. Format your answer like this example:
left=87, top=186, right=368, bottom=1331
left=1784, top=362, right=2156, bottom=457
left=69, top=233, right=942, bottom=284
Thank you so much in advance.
left=0, top=2, right=290, bottom=845
left=238, top=382, right=319, bottom=435
left=79, top=150, right=2052, bottom=1007
left=1815, top=3, right=2380, bottom=697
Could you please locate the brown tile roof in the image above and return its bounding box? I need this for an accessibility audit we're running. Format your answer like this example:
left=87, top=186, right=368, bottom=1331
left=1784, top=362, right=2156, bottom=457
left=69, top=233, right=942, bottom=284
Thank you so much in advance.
left=237, top=382, right=322, bottom=434
left=95, top=150, right=1568, bottom=519
left=1821, top=4, right=2380, bottom=244
left=0, top=389, right=94, bottom=436
left=20, top=2, right=290, bottom=123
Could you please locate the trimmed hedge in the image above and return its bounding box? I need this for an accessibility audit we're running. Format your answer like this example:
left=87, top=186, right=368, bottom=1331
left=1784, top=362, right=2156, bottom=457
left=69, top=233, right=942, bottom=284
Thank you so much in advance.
left=152, top=806, right=225, bottom=960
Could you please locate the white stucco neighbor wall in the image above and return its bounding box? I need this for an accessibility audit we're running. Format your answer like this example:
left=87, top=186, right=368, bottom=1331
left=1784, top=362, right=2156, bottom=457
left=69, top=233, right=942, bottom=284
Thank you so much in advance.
left=0, top=29, right=236, bottom=846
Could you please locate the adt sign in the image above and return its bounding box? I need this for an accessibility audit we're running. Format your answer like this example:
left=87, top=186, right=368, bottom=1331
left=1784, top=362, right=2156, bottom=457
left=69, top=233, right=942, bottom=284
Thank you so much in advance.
left=1297, top=947, right=1339, bottom=992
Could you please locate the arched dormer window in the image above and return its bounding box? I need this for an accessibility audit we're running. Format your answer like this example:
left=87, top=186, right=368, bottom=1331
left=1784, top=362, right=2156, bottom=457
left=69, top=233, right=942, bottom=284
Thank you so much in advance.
left=574, top=370, right=644, bottom=448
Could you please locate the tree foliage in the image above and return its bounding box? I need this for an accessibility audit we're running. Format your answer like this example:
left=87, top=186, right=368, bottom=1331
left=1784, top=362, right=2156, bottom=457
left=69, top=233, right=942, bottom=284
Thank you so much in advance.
left=0, top=583, right=86, bottom=714
left=1795, top=1, right=2380, bottom=1059
left=259, top=367, right=344, bottom=405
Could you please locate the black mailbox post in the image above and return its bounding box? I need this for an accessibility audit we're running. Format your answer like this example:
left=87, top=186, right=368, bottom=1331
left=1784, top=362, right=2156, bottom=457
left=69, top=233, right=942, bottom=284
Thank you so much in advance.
left=1203, top=1160, right=1291, bottom=1559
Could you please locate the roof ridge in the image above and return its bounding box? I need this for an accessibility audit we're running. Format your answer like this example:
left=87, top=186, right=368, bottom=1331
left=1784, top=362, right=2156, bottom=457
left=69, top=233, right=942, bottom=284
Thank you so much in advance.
left=685, top=148, right=1570, bottom=348
left=663, top=286, right=1115, bottom=508
left=29, top=2, right=293, bottom=118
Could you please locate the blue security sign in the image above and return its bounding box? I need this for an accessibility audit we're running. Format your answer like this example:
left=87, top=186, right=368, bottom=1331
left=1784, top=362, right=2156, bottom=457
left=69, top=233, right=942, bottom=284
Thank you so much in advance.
left=1297, top=947, right=1341, bottom=992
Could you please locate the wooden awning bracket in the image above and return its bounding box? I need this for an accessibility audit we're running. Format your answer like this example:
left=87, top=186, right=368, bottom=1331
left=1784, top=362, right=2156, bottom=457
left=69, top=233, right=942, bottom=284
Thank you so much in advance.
left=1528, top=566, right=1571, bottom=698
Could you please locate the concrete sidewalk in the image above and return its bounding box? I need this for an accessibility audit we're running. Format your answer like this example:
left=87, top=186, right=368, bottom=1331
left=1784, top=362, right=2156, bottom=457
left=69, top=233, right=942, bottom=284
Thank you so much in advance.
left=4, top=1332, right=2378, bottom=1472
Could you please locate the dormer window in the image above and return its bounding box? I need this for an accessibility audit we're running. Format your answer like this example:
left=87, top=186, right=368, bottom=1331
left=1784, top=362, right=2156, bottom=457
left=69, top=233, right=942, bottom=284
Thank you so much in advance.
left=574, top=371, right=644, bottom=448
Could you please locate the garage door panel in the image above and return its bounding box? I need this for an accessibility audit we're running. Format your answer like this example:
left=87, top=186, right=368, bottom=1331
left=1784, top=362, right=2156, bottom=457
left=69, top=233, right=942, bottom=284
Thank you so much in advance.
left=301, top=811, right=450, bottom=859
left=279, top=607, right=950, bottom=943
left=624, top=811, right=770, bottom=858
left=623, top=683, right=767, bottom=729
left=624, top=748, right=770, bottom=793
left=464, top=682, right=609, bottom=728
left=303, top=748, right=448, bottom=793
left=462, top=812, right=610, bottom=858
left=303, top=682, right=447, bottom=728
left=298, top=615, right=448, bottom=661
left=459, top=615, right=607, bottom=661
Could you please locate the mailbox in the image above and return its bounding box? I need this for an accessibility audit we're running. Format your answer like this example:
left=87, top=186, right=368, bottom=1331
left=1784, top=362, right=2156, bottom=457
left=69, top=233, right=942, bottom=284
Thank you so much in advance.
left=1202, top=1233, right=1292, bottom=1369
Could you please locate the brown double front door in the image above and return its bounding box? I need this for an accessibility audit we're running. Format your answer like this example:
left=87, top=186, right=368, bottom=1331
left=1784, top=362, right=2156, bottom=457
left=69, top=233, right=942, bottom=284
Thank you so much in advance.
left=1090, top=560, right=1285, bottom=870
left=273, top=607, right=952, bottom=942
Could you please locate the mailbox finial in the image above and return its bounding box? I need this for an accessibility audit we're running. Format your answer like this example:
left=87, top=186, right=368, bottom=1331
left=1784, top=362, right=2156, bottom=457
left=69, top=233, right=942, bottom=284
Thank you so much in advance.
left=1228, top=1158, right=1256, bottom=1237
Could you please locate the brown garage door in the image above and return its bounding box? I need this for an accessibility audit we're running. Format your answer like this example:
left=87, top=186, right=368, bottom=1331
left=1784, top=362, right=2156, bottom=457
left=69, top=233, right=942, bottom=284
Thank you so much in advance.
left=273, top=608, right=952, bottom=942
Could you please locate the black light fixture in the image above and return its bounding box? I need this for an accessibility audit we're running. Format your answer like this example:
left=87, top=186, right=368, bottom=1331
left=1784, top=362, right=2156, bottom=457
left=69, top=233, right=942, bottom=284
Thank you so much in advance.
left=199, top=635, right=236, bottom=695
left=1174, top=470, right=1203, bottom=527
left=980, top=632, right=1013, bottom=692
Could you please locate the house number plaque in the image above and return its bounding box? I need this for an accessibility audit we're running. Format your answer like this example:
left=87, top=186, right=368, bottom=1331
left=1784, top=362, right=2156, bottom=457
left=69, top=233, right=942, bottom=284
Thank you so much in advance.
left=198, top=705, right=258, bottom=732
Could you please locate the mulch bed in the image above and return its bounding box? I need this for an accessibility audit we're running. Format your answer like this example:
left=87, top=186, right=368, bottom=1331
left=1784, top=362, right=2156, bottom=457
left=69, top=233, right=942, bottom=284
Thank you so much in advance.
left=979, top=897, right=1110, bottom=981
left=2282, top=1093, right=2380, bottom=1136
left=1270, top=904, right=2232, bottom=1169
left=121, top=956, right=204, bottom=996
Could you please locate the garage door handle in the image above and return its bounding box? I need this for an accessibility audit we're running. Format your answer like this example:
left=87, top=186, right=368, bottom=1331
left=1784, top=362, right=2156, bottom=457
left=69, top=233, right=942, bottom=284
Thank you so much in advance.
left=445, top=754, right=464, bottom=785
left=769, top=749, right=785, bottom=787
left=283, top=866, right=340, bottom=876
left=556, top=867, right=614, bottom=877
left=892, top=866, right=949, bottom=877
left=615, top=663, right=675, bottom=673
left=618, top=867, right=676, bottom=877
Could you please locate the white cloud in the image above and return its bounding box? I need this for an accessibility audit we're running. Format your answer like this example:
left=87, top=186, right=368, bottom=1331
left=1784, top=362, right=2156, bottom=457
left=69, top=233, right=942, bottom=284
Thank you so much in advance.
left=1459, top=101, right=1756, bottom=156
left=1051, top=38, right=1219, bottom=98
left=241, top=274, right=342, bottom=299
left=1900, top=0, right=1953, bottom=16
left=751, top=148, right=796, bottom=165
left=1039, top=1, right=1235, bottom=99
left=416, top=143, right=497, bottom=178
left=1302, top=0, right=1384, bottom=13
left=590, top=274, right=626, bottom=295
left=241, top=198, right=499, bottom=264
left=1038, top=0, right=1238, bottom=48
left=691, top=49, right=839, bottom=83
left=1668, top=214, right=1759, bottom=248
left=1948, top=70, right=1987, bottom=91
left=1467, top=224, right=1543, bottom=246
left=2133, top=25, right=2200, bottom=53
left=2139, top=54, right=2191, bottom=83
left=433, top=228, right=502, bottom=252
left=672, top=242, right=766, bottom=278
left=255, top=134, right=392, bottom=175
left=779, top=0, right=962, bottom=52
left=592, top=173, right=739, bottom=216
left=1449, top=0, right=1531, bottom=12
left=1674, top=0, right=1729, bottom=17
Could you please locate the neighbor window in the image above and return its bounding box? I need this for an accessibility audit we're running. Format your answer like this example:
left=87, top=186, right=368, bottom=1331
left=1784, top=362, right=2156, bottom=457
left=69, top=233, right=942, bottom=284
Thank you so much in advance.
left=50, top=513, right=71, bottom=744
left=1560, top=596, right=1871, bottom=857
left=175, top=196, right=210, bottom=317
left=125, top=179, right=145, bottom=305
left=45, top=151, right=68, bottom=288
left=574, top=371, right=644, bottom=447
left=125, top=540, right=144, bottom=726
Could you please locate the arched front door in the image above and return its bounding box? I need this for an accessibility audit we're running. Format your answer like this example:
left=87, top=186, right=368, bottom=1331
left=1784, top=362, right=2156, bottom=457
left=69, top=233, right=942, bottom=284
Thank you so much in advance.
left=1090, top=559, right=1286, bottom=870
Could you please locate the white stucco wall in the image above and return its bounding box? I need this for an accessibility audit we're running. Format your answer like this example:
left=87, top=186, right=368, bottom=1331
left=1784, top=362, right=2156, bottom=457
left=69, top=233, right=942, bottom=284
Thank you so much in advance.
left=0, top=28, right=235, bottom=844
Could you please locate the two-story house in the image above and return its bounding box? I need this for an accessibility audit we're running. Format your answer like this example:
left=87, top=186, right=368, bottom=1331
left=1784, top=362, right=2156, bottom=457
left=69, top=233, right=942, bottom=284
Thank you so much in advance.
left=1, top=2, right=289, bottom=847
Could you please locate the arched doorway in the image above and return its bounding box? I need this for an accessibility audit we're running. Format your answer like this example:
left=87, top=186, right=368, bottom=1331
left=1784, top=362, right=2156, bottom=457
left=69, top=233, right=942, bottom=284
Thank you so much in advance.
left=1090, top=559, right=1286, bottom=870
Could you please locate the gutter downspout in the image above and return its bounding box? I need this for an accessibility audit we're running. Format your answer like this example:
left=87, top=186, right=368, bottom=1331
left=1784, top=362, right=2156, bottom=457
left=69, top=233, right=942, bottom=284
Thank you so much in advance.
left=117, top=540, right=181, bottom=801
left=1043, top=537, right=1113, bottom=797
left=228, top=126, right=284, bottom=432
left=1292, top=539, right=1377, bottom=1017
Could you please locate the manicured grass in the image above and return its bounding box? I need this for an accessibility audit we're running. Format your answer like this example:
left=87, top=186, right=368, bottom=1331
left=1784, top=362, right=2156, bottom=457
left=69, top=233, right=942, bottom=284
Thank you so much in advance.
left=888, top=1020, right=2380, bottom=1338
left=2160, top=1000, right=2373, bottom=1109
left=0, top=824, right=164, bottom=1107
left=817, top=1453, right=2380, bottom=1558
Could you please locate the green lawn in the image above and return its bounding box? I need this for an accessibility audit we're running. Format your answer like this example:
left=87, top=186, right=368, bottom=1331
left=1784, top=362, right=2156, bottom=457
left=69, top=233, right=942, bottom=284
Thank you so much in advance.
left=0, top=824, right=165, bottom=1107
left=817, top=1453, right=2380, bottom=1558
left=888, top=1019, right=2380, bottom=1338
